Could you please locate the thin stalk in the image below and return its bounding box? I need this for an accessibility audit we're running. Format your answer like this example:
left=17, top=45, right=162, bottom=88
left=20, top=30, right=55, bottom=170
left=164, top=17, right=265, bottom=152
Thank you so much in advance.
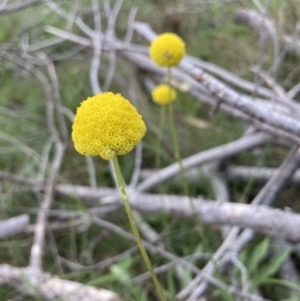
left=166, top=67, right=210, bottom=251
left=155, top=106, right=166, bottom=171
left=167, top=67, right=189, bottom=197
left=111, top=156, right=167, bottom=301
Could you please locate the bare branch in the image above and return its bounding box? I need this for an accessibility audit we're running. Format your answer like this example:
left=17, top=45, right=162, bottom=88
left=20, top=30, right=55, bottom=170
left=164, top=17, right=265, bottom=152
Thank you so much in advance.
left=45, top=0, right=94, bottom=38
left=29, top=141, right=66, bottom=271
left=137, top=132, right=268, bottom=192
left=0, top=264, right=121, bottom=301
left=0, top=215, right=29, bottom=239
left=129, top=142, right=143, bottom=188
left=103, top=50, right=116, bottom=91
left=126, top=193, right=300, bottom=242
left=185, top=55, right=276, bottom=101
left=227, top=165, right=300, bottom=184
left=274, top=238, right=300, bottom=295
left=252, top=146, right=300, bottom=206
left=124, top=7, right=138, bottom=44
left=0, top=0, right=41, bottom=16
left=0, top=170, right=39, bottom=186
left=92, top=216, right=201, bottom=274
left=46, top=184, right=300, bottom=242
left=58, top=246, right=138, bottom=271
left=90, top=0, right=102, bottom=94
left=131, top=253, right=211, bottom=284
left=45, top=59, right=68, bottom=141
left=25, top=53, right=68, bottom=271
left=234, top=8, right=276, bottom=39
left=288, top=82, right=300, bottom=99
left=44, top=26, right=91, bottom=46
left=104, top=0, right=124, bottom=38
left=85, top=156, right=97, bottom=189
left=180, top=145, right=300, bottom=300
left=0, top=130, right=42, bottom=162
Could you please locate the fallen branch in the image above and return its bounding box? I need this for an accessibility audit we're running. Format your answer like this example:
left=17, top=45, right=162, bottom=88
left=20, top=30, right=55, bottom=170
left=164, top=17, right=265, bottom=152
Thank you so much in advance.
left=0, top=214, right=29, bottom=239
left=179, top=146, right=300, bottom=300
left=136, top=132, right=268, bottom=192
left=227, top=165, right=300, bottom=184
left=0, top=133, right=268, bottom=197
left=234, top=9, right=276, bottom=39
left=0, top=264, right=121, bottom=301
left=0, top=0, right=42, bottom=16
left=52, top=185, right=300, bottom=243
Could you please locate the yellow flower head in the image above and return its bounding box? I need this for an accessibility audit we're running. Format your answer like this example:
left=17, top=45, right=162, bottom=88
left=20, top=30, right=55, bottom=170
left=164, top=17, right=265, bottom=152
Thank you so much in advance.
left=72, top=92, right=146, bottom=160
left=151, top=84, right=177, bottom=105
left=149, top=33, right=185, bottom=67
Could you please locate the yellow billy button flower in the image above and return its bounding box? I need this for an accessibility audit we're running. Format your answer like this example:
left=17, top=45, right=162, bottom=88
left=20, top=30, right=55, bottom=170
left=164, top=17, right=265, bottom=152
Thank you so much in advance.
left=151, top=84, right=177, bottom=105
left=149, top=33, right=185, bottom=67
left=72, top=92, right=146, bottom=160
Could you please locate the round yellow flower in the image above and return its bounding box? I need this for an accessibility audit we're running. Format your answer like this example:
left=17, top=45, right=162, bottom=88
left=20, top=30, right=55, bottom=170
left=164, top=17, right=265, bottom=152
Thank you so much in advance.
left=151, top=84, right=177, bottom=105
left=72, top=92, right=146, bottom=160
left=149, top=33, right=185, bottom=67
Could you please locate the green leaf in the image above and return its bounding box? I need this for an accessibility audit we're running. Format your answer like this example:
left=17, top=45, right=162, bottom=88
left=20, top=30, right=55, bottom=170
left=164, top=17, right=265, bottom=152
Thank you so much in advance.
left=167, top=269, right=176, bottom=300
left=281, top=297, right=300, bottom=301
left=258, top=278, right=300, bottom=292
left=110, top=256, right=134, bottom=283
left=246, top=238, right=271, bottom=275
left=217, top=289, right=236, bottom=301
left=181, top=268, right=192, bottom=288
left=253, top=247, right=292, bottom=286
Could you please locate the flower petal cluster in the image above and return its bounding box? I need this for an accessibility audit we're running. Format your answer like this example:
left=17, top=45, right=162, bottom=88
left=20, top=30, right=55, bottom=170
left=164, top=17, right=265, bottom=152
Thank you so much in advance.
left=151, top=84, right=177, bottom=105
left=72, top=92, right=146, bottom=160
left=149, top=33, right=185, bottom=67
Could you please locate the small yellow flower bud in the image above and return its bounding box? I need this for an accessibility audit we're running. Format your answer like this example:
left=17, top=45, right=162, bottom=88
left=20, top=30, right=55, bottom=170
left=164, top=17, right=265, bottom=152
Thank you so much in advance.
left=72, top=92, right=146, bottom=160
left=149, top=33, right=185, bottom=67
left=151, top=84, right=177, bottom=105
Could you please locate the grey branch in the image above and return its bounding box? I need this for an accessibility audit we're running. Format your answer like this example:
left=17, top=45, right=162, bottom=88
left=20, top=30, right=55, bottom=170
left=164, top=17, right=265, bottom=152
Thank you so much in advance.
left=234, top=9, right=276, bottom=39
left=115, top=192, right=300, bottom=243
left=0, top=215, right=29, bottom=239
left=274, top=238, right=300, bottom=295
left=53, top=185, right=300, bottom=243
left=227, top=165, right=300, bottom=184
left=136, top=132, right=268, bottom=192
left=181, top=145, right=300, bottom=300
left=0, top=0, right=41, bottom=16
left=0, top=264, right=121, bottom=301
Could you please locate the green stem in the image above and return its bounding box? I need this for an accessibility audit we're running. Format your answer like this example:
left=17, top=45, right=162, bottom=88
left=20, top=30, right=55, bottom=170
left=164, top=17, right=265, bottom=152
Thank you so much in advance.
left=155, top=106, right=166, bottom=171
left=166, top=68, right=210, bottom=250
left=111, top=156, right=167, bottom=301
left=168, top=101, right=188, bottom=191
left=167, top=67, right=189, bottom=197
